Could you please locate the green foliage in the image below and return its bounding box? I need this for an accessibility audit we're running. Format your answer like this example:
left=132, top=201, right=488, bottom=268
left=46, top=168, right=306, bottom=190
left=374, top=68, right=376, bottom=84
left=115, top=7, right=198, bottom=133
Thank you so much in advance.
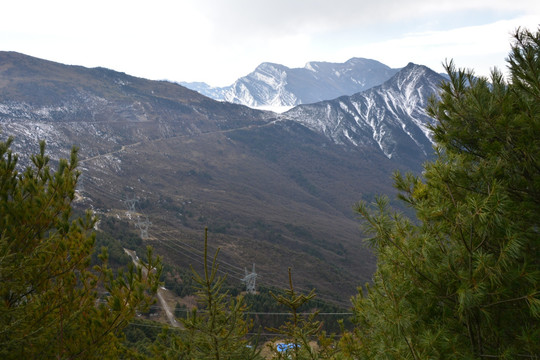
left=266, top=268, right=341, bottom=360
left=244, top=286, right=350, bottom=336
left=0, top=139, right=162, bottom=359
left=351, top=27, right=540, bottom=358
left=98, top=215, right=144, bottom=252
left=123, top=320, right=164, bottom=358
left=161, top=262, right=197, bottom=298
left=152, top=228, right=262, bottom=359
left=92, top=232, right=132, bottom=268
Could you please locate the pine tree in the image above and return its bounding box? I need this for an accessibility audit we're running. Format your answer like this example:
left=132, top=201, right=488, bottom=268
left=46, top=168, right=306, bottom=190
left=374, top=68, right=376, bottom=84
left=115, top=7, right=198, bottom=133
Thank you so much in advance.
left=152, top=228, right=261, bottom=360
left=0, top=140, right=162, bottom=359
left=266, top=268, right=319, bottom=360
left=267, top=268, right=341, bottom=360
left=351, top=27, right=540, bottom=358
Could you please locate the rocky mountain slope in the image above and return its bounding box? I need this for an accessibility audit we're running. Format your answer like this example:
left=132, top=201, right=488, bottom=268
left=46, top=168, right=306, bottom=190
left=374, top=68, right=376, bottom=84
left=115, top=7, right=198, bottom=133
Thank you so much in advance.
left=181, top=58, right=399, bottom=108
left=283, top=63, right=445, bottom=167
left=0, top=51, right=442, bottom=301
left=0, top=51, right=271, bottom=162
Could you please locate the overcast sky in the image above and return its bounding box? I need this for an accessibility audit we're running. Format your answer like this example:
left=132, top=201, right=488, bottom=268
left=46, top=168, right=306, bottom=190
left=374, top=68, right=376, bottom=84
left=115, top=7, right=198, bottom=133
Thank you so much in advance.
left=2, top=0, right=539, bottom=86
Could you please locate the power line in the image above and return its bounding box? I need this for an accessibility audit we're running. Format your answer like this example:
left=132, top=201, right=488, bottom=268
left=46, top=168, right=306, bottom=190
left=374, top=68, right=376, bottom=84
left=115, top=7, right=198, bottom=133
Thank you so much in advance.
left=156, top=237, right=242, bottom=280
left=83, top=174, right=251, bottom=280
left=137, top=304, right=354, bottom=316
left=127, top=321, right=350, bottom=338
left=154, top=224, right=246, bottom=273
left=78, top=170, right=359, bottom=309
left=151, top=231, right=245, bottom=279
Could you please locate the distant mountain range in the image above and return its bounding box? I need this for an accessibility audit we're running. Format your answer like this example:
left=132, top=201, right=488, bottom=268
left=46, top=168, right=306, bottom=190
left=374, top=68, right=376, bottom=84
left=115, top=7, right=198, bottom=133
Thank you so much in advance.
left=0, top=51, right=445, bottom=300
left=182, top=58, right=445, bottom=164
left=180, top=58, right=399, bottom=108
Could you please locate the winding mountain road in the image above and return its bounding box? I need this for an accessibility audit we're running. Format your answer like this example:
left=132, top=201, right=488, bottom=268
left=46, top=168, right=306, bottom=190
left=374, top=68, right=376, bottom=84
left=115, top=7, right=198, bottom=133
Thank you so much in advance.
left=124, top=248, right=180, bottom=328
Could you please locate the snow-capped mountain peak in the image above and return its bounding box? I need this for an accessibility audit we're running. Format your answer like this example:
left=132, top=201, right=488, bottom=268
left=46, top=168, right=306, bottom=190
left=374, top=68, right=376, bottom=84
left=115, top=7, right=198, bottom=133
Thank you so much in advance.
left=282, top=63, right=446, bottom=164
left=181, top=58, right=399, bottom=108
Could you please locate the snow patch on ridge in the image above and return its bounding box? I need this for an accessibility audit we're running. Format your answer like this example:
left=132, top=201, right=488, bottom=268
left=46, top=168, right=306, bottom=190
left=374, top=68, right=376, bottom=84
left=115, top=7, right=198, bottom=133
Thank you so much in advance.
left=283, top=63, right=444, bottom=160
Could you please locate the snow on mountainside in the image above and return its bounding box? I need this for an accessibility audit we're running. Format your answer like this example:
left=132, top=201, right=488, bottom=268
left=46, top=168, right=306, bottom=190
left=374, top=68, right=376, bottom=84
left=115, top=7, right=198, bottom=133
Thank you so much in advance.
left=282, top=63, right=445, bottom=164
left=0, top=51, right=272, bottom=163
left=0, top=51, right=412, bottom=297
left=181, top=58, right=399, bottom=108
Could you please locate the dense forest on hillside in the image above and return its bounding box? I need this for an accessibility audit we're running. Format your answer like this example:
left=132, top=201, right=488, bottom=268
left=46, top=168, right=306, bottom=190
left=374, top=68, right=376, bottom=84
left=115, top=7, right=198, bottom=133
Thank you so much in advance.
left=0, top=28, right=539, bottom=359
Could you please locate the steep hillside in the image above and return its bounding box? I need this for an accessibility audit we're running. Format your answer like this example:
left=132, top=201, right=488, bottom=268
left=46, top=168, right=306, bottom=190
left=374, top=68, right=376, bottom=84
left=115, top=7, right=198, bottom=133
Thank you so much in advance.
left=0, top=52, right=436, bottom=302
left=284, top=63, right=445, bottom=168
left=0, top=51, right=271, bottom=162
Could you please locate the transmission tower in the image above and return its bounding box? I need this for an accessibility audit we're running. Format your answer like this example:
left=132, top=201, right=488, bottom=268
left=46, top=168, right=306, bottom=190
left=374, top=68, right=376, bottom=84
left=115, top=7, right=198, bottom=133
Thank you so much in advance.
left=241, top=263, right=258, bottom=294
left=124, top=195, right=139, bottom=216
left=137, top=216, right=152, bottom=240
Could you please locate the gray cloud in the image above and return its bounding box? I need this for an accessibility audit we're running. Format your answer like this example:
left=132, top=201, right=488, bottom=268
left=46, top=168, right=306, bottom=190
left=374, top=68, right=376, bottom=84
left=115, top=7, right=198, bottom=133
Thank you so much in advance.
left=195, top=0, right=537, bottom=41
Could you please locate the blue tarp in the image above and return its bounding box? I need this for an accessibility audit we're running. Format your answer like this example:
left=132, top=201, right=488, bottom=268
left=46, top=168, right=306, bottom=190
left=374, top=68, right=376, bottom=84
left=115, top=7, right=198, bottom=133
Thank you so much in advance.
left=276, top=343, right=300, bottom=352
